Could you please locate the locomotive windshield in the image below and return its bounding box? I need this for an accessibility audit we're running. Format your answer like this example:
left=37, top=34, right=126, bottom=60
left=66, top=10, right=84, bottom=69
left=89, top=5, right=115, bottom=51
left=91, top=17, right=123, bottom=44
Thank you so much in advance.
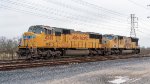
left=103, top=35, right=114, bottom=40
left=28, top=26, right=44, bottom=34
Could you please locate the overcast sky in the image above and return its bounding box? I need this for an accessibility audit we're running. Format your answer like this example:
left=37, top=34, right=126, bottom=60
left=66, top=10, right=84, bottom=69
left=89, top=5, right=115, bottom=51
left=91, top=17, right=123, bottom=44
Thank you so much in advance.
left=0, top=0, right=150, bottom=47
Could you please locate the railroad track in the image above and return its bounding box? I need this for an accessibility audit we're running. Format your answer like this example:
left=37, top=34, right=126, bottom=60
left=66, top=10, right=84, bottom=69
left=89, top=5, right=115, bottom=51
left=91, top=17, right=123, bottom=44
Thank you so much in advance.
left=0, top=54, right=149, bottom=71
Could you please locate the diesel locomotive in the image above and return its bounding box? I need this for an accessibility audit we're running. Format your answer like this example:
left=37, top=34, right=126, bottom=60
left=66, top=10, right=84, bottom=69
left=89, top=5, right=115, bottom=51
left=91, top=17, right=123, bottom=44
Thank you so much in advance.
left=17, top=25, right=140, bottom=59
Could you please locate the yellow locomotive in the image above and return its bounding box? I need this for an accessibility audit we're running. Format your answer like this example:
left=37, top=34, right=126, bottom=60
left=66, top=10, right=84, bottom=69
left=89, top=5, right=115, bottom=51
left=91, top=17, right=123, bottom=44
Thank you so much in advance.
left=17, top=25, right=140, bottom=59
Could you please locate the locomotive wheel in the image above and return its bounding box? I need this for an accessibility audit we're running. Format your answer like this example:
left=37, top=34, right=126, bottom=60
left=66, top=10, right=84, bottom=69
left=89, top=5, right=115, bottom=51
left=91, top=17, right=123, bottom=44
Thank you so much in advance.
left=47, top=50, right=52, bottom=58
left=54, top=51, right=62, bottom=58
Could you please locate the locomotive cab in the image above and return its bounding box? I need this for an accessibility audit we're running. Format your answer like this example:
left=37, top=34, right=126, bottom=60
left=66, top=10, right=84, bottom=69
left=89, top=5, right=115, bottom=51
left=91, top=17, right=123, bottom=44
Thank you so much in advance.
left=102, top=34, right=116, bottom=48
left=28, top=25, right=53, bottom=35
left=19, top=25, right=52, bottom=48
left=18, top=25, right=53, bottom=57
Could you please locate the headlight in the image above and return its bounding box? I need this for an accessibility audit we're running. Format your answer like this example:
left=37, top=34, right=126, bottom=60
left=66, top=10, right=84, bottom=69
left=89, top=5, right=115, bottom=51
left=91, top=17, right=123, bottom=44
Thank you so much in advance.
left=23, top=35, right=36, bottom=39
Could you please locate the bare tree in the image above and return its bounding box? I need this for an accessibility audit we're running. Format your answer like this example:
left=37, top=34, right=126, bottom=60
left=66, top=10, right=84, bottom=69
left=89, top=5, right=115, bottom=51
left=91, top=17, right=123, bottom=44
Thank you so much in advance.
left=0, top=36, right=7, bottom=51
left=0, top=36, right=19, bottom=60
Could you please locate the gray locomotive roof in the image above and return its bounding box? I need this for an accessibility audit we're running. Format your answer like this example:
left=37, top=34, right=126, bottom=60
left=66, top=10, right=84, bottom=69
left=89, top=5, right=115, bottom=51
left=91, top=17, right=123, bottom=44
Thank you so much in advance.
left=33, top=25, right=73, bottom=30
left=31, top=25, right=103, bottom=35
left=31, top=25, right=75, bottom=33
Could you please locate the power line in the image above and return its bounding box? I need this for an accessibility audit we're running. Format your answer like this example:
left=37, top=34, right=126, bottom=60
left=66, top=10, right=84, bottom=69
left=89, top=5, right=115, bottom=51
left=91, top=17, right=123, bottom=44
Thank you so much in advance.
left=0, top=0, right=129, bottom=30
left=44, top=0, right=127, bottom=22
left=28, top=0, right=128, bottom=25
left=1, top=0, right=128, bottom=26
left=0, top=3, right=129, bottom=33
left=71, top=0, right=128, bottom=17
left=128, top=0, right=149, bottom=10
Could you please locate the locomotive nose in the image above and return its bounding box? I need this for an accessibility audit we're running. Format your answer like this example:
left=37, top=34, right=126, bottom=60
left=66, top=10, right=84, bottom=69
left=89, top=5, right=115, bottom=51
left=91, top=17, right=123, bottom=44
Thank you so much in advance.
left=22, top=32, right=36, bottom=48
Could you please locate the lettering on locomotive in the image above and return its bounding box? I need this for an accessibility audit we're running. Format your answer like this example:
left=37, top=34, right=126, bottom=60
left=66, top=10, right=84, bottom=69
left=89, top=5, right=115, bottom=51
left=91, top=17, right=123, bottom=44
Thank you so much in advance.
left=72, top=35, right=88, bottom=40
left=45, top=35, right=53, bottom=40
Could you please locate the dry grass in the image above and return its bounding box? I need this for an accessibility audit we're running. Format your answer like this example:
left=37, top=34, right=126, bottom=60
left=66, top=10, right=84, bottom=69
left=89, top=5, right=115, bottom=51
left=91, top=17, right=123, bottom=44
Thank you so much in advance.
left=140, top=48, right=150, bottom=55
left=0, top=52, right=18, bottom=60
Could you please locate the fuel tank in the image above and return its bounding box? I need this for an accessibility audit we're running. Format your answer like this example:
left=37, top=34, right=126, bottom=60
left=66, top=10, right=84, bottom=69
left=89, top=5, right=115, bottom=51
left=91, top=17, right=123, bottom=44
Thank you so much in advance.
left=65, top=49, right=89, bottom=56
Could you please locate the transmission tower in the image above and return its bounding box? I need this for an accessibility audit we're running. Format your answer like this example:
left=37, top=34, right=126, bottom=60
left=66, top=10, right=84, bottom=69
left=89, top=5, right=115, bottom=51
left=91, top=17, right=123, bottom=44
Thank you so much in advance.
left=130, top=14, right=138, bottom=38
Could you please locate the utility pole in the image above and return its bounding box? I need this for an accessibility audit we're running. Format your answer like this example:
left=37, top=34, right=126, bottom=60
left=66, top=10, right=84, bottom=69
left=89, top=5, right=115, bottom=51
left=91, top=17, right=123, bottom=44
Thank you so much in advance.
left=130, top=14, right=138, bottom=38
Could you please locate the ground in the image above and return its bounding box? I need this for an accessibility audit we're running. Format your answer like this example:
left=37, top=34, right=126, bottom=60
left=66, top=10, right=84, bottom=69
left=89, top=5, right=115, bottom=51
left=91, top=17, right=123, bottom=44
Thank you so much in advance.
left=0, top=56, right=150, bottom=84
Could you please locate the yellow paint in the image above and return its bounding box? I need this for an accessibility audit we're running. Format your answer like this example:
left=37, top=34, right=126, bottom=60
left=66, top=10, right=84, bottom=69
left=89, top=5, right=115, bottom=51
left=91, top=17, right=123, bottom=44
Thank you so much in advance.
left=19, top=32, right=102, bottom=49
left=19, top=32, right=138, bottom=49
